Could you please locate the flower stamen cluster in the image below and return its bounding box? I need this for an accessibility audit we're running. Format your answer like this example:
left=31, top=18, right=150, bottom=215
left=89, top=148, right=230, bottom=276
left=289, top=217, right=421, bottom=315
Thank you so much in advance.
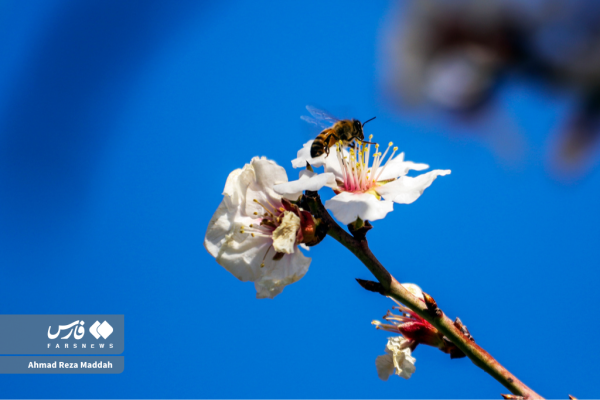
left=240, top=199, right=284, bottom=235
left=372, top=296, right=442, bottom=350
left=241, top=197, right=319, bottom=264
left=335, top=136, right=398, bottom=195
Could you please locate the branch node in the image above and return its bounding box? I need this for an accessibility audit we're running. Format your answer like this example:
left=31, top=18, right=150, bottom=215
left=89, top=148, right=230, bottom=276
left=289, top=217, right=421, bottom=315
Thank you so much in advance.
left=356, top=278, right=385, bottom=295
left=454, top=317, right=475, bottom=342
left=422, top=291, right=443, bottom=317
left=348, top=219, right=373, bottom=240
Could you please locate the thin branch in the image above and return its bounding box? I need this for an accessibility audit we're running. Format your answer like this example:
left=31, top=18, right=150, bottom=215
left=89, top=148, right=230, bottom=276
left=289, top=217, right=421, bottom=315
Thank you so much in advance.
left=305, top=192, right=543, bottom=399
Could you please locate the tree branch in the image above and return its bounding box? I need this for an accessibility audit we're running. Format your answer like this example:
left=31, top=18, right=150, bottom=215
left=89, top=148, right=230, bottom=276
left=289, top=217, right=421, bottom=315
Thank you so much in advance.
left=305, top=192, right=543, bottom=399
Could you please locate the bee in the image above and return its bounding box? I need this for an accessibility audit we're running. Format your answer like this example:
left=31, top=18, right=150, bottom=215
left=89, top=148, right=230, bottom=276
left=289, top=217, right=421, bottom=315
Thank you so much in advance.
left=301, top=106, right=376, bottom=158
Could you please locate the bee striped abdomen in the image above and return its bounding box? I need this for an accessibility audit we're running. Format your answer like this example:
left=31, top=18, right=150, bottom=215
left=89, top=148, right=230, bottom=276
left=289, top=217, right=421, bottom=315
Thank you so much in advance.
left=310, top=129, right=333, bottom=158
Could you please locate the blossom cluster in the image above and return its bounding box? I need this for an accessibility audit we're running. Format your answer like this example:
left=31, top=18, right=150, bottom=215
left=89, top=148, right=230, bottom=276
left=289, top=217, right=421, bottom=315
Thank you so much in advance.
left=204, top=118, right=450, bottom=380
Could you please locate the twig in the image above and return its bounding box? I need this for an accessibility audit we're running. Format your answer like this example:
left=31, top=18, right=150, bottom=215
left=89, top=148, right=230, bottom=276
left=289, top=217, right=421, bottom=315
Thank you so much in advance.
left=305, top=192, right=543, bottom=399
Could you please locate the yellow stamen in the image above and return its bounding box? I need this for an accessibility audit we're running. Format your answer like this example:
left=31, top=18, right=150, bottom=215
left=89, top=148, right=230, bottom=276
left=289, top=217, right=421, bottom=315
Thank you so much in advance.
left=253, top=198, right=278, bottom=216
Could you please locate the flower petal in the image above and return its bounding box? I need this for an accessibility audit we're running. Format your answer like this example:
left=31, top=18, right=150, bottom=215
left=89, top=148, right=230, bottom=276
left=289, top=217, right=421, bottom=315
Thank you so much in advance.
left=223, top=163, right=255, bottom=207
left=377, top=152, right=429, bottom=181
left=322, top=147, right=349, bottom=181
left=375, top=354, right=395, bottom=381
left=385, top=336, right=411, bottom=353
left=273, top=170, right=337, bottom=197
left=385, top=336, right=416, bottom=379
left=214, top=222, right=273, bottom=283
left=272, top=211, right=300, bottom=254
left=325, top=192, right=394, bottom=224
left=219, top=159, right=281, bottom=218
left=292, top=140, right=328, bottom=168
left=242, top=157, right=289, bottom=217
left=251, top=156, right=289, bottom=191
left=396, top=353, right=416, bottom=379
left=376, top=169, right=451, bottom=204
left=245, top=186, right=281, bottom=218
left=209, top=210, right=311, bottom=299
left=204, top=198, right=234, bottom=258
left=255, top=248, right=311, bottom=299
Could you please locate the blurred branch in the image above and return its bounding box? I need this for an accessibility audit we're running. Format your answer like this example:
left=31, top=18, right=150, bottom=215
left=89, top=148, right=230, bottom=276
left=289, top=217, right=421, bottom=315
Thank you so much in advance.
left=305, top=191, right=543, bottom=399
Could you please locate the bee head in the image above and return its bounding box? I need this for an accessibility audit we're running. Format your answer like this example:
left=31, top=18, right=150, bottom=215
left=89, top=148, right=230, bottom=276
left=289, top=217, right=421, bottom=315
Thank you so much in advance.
left=352, top=119, right=364, bottom=140
left=356, top=116, right=376, bottom=141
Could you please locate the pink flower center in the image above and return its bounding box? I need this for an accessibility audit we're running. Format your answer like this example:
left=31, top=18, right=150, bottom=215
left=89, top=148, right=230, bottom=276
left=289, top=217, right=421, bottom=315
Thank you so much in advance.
left=240, top=199, right=284, bottom=236
left=334, top=137, right=398, bottom=193
left=239, top=198, right=307, bottom=267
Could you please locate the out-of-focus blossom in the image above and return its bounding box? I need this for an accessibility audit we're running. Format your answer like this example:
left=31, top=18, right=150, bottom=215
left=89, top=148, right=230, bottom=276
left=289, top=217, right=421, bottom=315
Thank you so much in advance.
left=205, top=157, right=319, bottom=299
left=375, top=336, right=417, bottom=381
left=385, top=0, right=600, bottom=176
left=537, top=2, right=600, bottom=174
left=274, top=139, right=450, bottom=225
left=386, top=0, right=536, bottom=112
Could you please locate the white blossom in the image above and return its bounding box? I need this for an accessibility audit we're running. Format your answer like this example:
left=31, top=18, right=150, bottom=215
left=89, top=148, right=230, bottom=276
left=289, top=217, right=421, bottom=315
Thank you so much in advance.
left=204, top=157, right=311, bottom=299
left=275, top=139, right=450, bottom=224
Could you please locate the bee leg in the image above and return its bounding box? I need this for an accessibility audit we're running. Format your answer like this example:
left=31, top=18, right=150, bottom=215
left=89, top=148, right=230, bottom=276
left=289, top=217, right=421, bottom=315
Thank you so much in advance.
left=361, top=140, right=376, bottom=145
left=325, top=145, right=330, bottom=157
left=324, top=134, right=339, bottom=157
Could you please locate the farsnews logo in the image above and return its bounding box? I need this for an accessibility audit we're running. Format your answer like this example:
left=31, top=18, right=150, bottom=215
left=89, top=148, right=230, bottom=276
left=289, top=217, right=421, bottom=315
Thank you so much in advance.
left=89, top=321, right=113, bottom=339
left=47, top=320, right=113, bottom=340
left=47, top=320, right=86, bottom=340
left=47, top=319, right=114, bottom=350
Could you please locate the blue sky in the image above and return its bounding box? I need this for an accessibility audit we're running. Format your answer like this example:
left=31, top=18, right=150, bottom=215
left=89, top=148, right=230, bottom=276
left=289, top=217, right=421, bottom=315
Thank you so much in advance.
left=0, top=0, right=598, bottom=398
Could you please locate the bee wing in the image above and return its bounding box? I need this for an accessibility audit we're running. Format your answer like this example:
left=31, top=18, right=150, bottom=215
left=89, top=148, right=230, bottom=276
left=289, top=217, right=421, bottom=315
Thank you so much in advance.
left=300, top=115, right=323, bottom=126
left=301, top=105, right=340, bottom=129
